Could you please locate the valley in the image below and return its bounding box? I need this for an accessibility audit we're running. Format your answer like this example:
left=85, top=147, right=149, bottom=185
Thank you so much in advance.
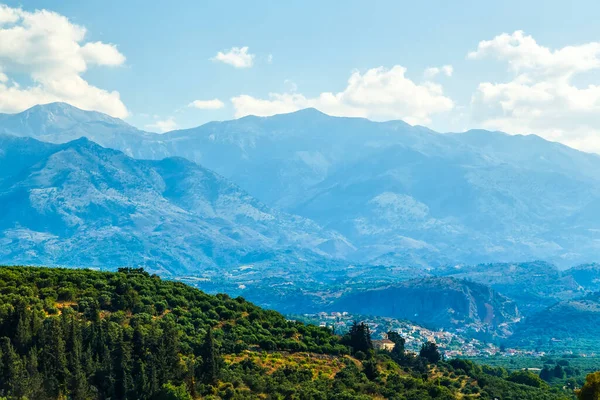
left=1, top=103, right=600, bottom=395
left=2, top=2, right=599, bottom=397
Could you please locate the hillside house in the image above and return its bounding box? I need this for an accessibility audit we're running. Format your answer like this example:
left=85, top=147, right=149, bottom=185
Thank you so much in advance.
left=373, top=339, right=395, bottom=351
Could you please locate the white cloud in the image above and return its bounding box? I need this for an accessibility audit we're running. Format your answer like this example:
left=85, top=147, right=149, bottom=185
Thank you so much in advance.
left=0, top=4, right=19, bottom=25
left=267, top=54, right=273, bottom=64
left=0, top=5, right=128, bottom=118
left=468, top=31, right=600, bottom=77
left=211, top=46, right=254, bottom=68
left=80, top=42, right=126, bottom=66
left=468, top=31, right=600, bottom=151
left=146, top=117, right=177, bottom=133
left=188, top=99, right=225, bottom=110
left=231, top=66, right=454, bottom=125
left=424, top=65, right=453, bottom=79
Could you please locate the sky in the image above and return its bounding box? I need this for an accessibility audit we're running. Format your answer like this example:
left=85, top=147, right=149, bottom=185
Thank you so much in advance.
left=1, top=1, right=600, bottom=151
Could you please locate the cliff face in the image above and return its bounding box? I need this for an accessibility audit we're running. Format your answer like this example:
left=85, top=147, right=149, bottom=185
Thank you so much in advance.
left=438, top=261, right=583, bottom=315
left=333, top=277, right=520, bottom=336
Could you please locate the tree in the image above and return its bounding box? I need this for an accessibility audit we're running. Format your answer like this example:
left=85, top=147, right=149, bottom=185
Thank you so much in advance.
left=39, top=318, right=69, bottom=397
left=419, top=341, right=441, bottom=364
left=200, top=329, right=218, bottom=385
left=156, top=383, right=193, bottom=400
left=553, top=364, right=565, bottom=380
left=577, top=371, right=600, bottom=400
left=0, top=337, right=27, bottom=398
left=345, top=322, right=373, bottom=355
left=540, top=366, right=553, bottom=382
left=387, top=331, right=405, bottom=358
left=113, top=329, right=133, bottom=400
left=507, top=370, right=546, bottom=388
left=363, top=359, right=379, bottom=380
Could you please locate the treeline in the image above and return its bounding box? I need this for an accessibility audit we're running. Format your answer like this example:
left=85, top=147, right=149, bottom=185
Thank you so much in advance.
left=0, top=266, right=581, bottom=399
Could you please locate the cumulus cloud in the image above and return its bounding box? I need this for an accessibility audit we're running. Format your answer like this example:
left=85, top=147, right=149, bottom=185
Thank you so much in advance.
left=0, top=4, right=128, bottom=118
left=424, top=65, right=453, bottom=79
left=468, top=31, right=600, bottom=77
left=146, top=117, right=177, bottom=133
left=188, top=99, right=225, bottom=110
left=231, top=66, right=454, bottom=125
left=0, top=4, right=19, bottom=25
left=211, top=46, right=254, bottom=68
left=469, top=31, right=600, bottom=151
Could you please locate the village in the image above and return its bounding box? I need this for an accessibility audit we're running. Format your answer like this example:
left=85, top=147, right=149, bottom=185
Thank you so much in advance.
left=294, top=311, right=549, bottom=359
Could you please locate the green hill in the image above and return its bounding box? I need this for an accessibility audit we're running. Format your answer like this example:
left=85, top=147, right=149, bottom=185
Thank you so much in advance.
left=0, top=266, right=572, bottom=399
left=509, top=292, right=600, bottom=353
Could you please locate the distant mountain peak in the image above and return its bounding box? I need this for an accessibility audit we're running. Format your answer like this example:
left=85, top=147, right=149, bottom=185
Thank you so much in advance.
left=0, top=102, right=142, bottom=142
left=21, top=102, right=100, bottom=119
left=27, top=101, right=81, bottom=112
left=286, top=107, right=328, bottom=117
left=12, top=102, right=134, bottom=128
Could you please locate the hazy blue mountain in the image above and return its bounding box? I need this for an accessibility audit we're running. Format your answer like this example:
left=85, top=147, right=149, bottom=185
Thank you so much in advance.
left=0, top=135, right=352, bottom=275
left=509, top=292, right=600, bottom=352
left=564, top=263, right=600, bottom=292
left=0, top=103, right=171, bottom=159
left=436, top=261, right=583, bottom=315
left=331, top=277, right=520, bottom=337
left=5, top=103, right=600, bottom=267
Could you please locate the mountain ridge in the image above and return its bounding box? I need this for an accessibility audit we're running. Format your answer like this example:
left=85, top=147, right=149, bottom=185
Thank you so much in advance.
left=331, top=276, right=520, bottom=338
left=4, top=103, right=600, bottom=267
left=0, top=134, right=352, bottom=275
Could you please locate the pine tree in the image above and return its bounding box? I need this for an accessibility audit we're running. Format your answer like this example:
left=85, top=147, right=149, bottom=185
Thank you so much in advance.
left=200, top=329, right=218, bottom=385
left=131, top=326, right=149, bottom=399
left=25, top=347, right=44, bottom=400
left=113, top=328, right=133, bottom=400
left=39, top=318, right=69, bottom=397
left=14, top=306, right=32, bottom=352
left=419, top=341, right=441, bottom=364
left=68, top=320, right=90, bottom=400
left=387, top=331, right=406, bottom=359
left=346, top=322, right=373, bottom=354
left=0, top=337, right=28, bottom=398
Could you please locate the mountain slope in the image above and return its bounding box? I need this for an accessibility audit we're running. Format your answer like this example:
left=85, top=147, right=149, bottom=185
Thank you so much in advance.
left=0, top=102, right=166, bottom=154
left=509, top=292, right=600, bottom=352
left=437, top=261, right=583, bottom=315
left=0, top=135, right=352, bottom=275
left=564, top=263, right=600, bottom=292
left=5, top=103, right=600, bottom=266
left=0, top=265, right=568, bottom=400
left=332, top=277, right=520, bottom=337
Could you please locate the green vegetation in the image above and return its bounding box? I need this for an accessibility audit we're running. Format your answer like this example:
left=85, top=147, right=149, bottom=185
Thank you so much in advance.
left=577, top=371, right=600, bottom=399
left=0, top=266, right=579, bottom=399
left=467, top=355, right=600, bottom=391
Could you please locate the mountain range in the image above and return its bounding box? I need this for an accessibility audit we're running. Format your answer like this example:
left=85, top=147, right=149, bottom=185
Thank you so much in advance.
left=3, top=102, right=600, bottom=267
left=0, top=134, right=351, bottom=275
left=5, top=103, right=600, bottom=351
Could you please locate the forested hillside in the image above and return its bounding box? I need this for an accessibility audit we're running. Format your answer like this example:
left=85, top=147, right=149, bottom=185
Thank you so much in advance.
left=0, top=266, right=574, bottom=399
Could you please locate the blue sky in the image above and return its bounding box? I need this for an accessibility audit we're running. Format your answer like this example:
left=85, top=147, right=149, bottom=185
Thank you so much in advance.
left=1, top=1, right=600, bottom=151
